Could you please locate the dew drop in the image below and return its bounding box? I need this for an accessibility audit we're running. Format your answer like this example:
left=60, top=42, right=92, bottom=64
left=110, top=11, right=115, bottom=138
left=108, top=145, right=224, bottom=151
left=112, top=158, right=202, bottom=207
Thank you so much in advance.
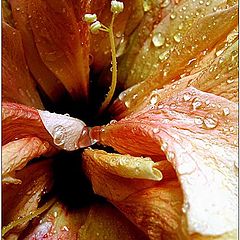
left=192, top=97, right=202, bottom=110
left=166, top=151, right=175, bottom=161
left=226, top=79, right=234, bottom=84
left=152, top=32, right=165, bottom=47
left=178, top=23, right=184, bottom=30
left=161, top=142, right=168, bottom=152
left=159, top=50, right=170, bottom=61
left=183, top=93, right=191, bottom=101
left=170, top=12, right=177, bottom=19
left=143, top=0, right=151, bottom=12
left=150, top=94, right=160, bottom=105
left=218, top=57, right=225, bottom=64
left=222, top=107, right=230, bottom=116
left=182, top=202, right=190, bottom=213
left=16, top=7, right=20, bottom=11
left=173, top=33, right=181, bottom=43
left=119, top=91, right=126, bottom=100
left=161, top=0, right=170, bottom=8
left=153, top=128, right=160, bottom=134
left=203, top=113, right=218, bottom=129
left=194, top=117, right=204, bottom=126
left=53, top=211, right=58, bottom=218
left=53, top=125, right=66, bottom=146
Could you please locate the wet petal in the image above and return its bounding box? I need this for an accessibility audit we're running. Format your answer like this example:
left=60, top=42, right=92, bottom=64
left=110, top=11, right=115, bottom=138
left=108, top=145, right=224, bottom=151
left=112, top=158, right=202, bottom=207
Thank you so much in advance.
left=3, top=160, right=53, bottom=238
left=2, top=102, right=91, bottom=150
left=123, top=1, right=237, bottom=88
left=10, top=0, right=67, bottom=103
left=83, top=148, right=162, bottom=180
left=99, top=87, right=238, bottom=235
left=79, top=203, right=148, bottom=240
left=2, top=22, right=43, bottom=109
left=2, top=137, right=52, bottom=184
left=23, top=201, right=89, bottom=240
left=28, top=0, right=90, bottom=101
left=83, top=148, right=162, bottom=201
left=111, top=34, right=238, bottom=119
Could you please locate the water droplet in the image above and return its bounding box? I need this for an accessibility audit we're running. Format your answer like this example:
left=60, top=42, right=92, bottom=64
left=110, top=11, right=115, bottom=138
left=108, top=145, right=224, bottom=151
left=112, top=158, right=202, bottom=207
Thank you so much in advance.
left=183, top=93, right=191, bottom=101
left=110, top=119, right=117, bottom=124
left=203, top=113, right=218, bottom=129
left=153, top=128, right=160, bottom=134
left=159, top=50, right=170, bottom=61
left=222, top=107, right=230, bottom=116
left=192, top=97, right=202, bottom=110
left=150, top=94, right=160, bottom=105
left=53, top=211, right=58, bottom=218
left=16, top=7, right=20, bottom=11
left=218, top=57, right=225, bottom=64
left=64, top=113, right=70, bottom=117
left=161, top=142, right=168, bottom=152
left=182, top=202, right=190, bottom=213
left=170, top=12, right=177, bottom=19
left=199, top=0, right=204, bottom=5
left=173, top=33, right=181, bottom=43
left=166, top=151, right=175, bottom=161
left=143, top=0, right=151, bottom=12
left=161, top=0, right=170, bottom=8
left=53, top=125, right=66, bottom=146
left=231, top=50, right=238, bottom=61
left=61, top=226, right=69, bottom=232
left=119, top=91, right=126, bottom=100
left=226, top=79, right=234, bottom=84
left=194, top=117, right=204, bottom=126
left=152, top=32, right=165, bottom=47
left=178, top=23, right=184, bottom=30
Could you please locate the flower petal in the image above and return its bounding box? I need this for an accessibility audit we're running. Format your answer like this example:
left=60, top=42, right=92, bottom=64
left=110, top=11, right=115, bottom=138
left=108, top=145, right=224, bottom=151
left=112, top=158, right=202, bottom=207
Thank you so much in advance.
left=2, top=137, right=52, bottom=184
left=83, top=148, right=162, bottom=201
left=123, top=1, right=237, bottom=88
left=99, top=87, right=238, bottom=235
left=111, top=35, right=238, bottom=119
left=3, top=160, right=53, bottom=238
left=23, top=201, right=89, bottom=239
left=10, top=0, right=67, bottom=103
left=28, top=0, right=90, bottom=101
left=79, top=203, right=148, bottom=240
left=2, top=22, right=43, bottom=109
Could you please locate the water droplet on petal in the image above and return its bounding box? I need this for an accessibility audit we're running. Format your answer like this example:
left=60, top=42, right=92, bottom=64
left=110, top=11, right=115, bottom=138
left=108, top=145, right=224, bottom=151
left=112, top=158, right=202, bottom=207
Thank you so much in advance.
left=161, top=142, right=168, bottom=152
left=143, top=0, right=151, bottom=12
left=173, top=33, right=181, bottom=43
left=166, top=151, right=175, bottom=161
left=153, top=128, right=160, bottom=134
left=150, top=94, right=160, bottom=105
left=192, top=97, right=202, bottom=110
left=194, top=117, right=204, bottom=126
left=222, top=107, right=230, bottom=116
left=170, top=12, right=177, bottom=19
left=183, top=93, right=191, bottom=101
left=152, top=32, right=165, bottom=47
left=182, top=202, right=190, bottom=213
left=203, top=113, right=218, bottom=129
left=53, top=125, right=66, bottom=146
left=159, top=50, right=170, bottom=61
left=161, top=0, right=170, bottom=8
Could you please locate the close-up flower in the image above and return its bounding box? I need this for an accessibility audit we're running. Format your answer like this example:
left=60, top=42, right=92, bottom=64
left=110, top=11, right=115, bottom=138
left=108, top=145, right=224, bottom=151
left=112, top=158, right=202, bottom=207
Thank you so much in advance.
left=2, top=0, right=238, bottom=239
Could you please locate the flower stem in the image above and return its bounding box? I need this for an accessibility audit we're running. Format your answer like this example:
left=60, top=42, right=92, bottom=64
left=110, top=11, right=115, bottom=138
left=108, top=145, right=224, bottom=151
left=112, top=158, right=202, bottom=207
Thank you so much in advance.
left=99, top=13, right=117, bottom=114
left=2, top=198, right=56, bottom=237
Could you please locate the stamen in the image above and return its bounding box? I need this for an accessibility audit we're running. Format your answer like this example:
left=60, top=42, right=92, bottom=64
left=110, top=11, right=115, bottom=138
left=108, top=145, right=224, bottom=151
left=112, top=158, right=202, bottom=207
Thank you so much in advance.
left=2, top=198, right=56, bottom=237
left=111, top=0, right=124, bottom=14
left=83, top=13, right=97, bottom=23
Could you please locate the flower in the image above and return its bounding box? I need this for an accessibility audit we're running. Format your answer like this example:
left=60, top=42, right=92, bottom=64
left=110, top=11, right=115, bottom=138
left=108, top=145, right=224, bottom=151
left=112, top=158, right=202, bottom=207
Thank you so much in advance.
left=2, top=0, right=238, bottom=239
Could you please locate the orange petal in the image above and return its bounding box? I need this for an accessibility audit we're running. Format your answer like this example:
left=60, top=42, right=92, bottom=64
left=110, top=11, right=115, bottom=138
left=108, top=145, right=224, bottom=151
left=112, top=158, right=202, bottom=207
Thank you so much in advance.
left=2, top=102, right=91, bottom=150
left=79, top=203, right=148, bottom=240
left=2, top=102, right=51, bottom=146
left=114, top=181, right=188, bottom=240
left=23, top=201, right=89, bottom=240
left=111, top=32, right=238, bottom=119
left=10, top=0, right=67, bottom=103
left=123, top=1, right=237, bottom=88
left=3, top=160, right=53, bottom=238
left=83, top=148, right=162, bottom=201
left=2, top=22, right=43, bottom=109
left=28, top=0, right=90, bottom=101
left=2, top=137, right=52, bottom=184
left=100, top=87, right=238, bottom=235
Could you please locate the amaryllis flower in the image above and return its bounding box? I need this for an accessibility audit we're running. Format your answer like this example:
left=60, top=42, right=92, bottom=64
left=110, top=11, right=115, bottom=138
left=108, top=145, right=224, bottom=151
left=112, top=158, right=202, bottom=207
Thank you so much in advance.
left=2, top=0, right=238, bottom=239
